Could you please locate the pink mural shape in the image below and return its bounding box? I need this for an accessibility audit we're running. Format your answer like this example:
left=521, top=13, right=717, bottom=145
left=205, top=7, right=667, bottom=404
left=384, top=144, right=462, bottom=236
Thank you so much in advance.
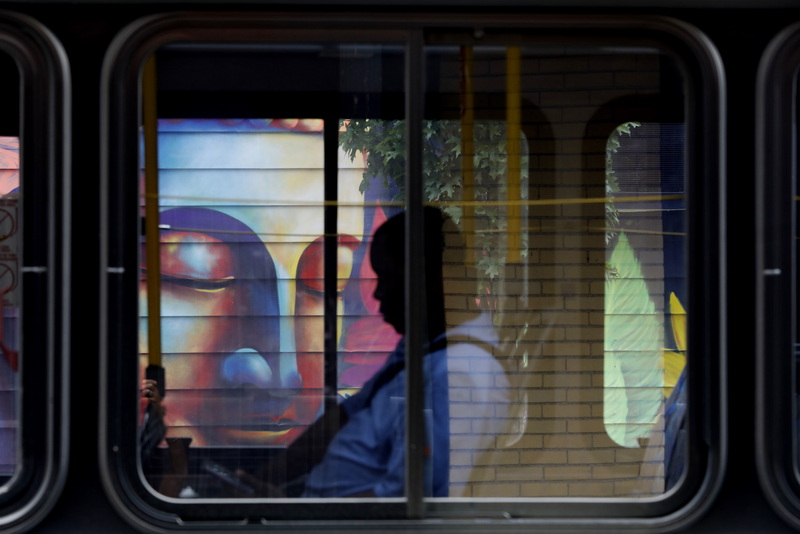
left=341, top=205, right=401, bottom=387
left=0, top=137, right=19, bottom=196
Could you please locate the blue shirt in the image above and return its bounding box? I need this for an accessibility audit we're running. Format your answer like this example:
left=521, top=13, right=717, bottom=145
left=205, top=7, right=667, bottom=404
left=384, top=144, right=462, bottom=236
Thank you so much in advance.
left=302, top=314, right=505, bottom=498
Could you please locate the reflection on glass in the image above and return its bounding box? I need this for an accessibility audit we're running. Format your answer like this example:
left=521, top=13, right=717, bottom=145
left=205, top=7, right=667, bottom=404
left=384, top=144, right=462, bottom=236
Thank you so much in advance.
left=407, top=45, right=683, bottom=498
left=605, top=122, right=686, bottom=493
left=137, top=42, right=408, bottom=499
left=138, top=41, right=687, bottom=501
left=342, top=118, right=522, bottom=497
left=0, top=137, right=19, bottom=481
left=139, top=118, right=389, bottom=496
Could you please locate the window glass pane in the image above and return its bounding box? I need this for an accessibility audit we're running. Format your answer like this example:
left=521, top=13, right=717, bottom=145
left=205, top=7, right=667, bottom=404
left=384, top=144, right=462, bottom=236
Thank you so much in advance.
left=397, top=44, right=686, bottom=499
left=0, top=15, right=68, bottom=526
left=0, top=137, right=18, bottom=483
left=126, top=29, right=703, bottom=515
left=138, top=43, right=406, bottom=499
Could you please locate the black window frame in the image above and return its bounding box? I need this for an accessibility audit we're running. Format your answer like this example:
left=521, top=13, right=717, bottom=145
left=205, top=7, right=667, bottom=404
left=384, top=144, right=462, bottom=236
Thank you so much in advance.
left=100, top=12, right=725, bottom=531
left=756, top=20, right=800, bottom=529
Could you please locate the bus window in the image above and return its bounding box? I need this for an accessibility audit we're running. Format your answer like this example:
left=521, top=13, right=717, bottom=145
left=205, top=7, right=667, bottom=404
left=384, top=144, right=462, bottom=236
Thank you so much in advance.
left=416, top=45, right=692, bottom=503
left=0, top=11, right=69, bottom=533
left=102, top=13, right=723, bottom=529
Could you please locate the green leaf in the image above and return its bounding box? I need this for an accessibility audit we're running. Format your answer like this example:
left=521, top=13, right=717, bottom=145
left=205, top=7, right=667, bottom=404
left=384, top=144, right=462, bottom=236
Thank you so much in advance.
left=604, top=232, right=663, bottom=448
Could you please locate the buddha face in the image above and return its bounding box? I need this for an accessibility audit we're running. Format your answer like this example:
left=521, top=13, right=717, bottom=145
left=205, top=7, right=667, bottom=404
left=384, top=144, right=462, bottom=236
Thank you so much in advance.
left=139, top=120, right=371, bottom=447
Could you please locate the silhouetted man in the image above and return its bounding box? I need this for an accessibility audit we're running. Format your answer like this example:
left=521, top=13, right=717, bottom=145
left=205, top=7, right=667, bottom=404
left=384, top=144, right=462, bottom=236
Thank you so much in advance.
left=240, top=207, right=509, bottom=497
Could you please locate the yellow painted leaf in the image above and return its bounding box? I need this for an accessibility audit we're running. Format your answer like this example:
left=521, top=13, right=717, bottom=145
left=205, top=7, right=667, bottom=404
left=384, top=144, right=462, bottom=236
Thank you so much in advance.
left=670, top=292, right=687, bottom=353
left=663, top=349, right=686, bottom=399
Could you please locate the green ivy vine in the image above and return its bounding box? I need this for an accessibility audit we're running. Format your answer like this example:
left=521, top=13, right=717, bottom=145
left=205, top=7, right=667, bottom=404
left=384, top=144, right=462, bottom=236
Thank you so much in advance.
left=339, top=118, right=529, bottom=294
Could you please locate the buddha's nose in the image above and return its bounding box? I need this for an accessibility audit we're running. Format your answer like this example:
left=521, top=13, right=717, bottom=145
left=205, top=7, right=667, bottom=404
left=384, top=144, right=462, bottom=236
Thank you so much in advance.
left=221, top=348, right=303, bottom=395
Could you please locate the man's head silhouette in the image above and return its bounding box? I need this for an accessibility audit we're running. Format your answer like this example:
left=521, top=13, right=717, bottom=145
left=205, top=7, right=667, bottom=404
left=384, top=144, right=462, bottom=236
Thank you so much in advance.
left=369, top=207, right=462, bottom=340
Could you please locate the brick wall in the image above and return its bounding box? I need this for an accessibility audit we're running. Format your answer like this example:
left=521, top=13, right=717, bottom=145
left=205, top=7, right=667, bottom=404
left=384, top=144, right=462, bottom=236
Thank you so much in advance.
left=438, top=47, right=673, bottom=498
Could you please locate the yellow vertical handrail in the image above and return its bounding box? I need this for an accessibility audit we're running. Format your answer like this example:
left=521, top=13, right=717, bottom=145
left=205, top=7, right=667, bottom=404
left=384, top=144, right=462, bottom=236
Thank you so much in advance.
left=461, top=46, right=475, bottom=257
left=506, top=46, right=522, bottom=263
left=143, top=55, right=162, bottom=369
